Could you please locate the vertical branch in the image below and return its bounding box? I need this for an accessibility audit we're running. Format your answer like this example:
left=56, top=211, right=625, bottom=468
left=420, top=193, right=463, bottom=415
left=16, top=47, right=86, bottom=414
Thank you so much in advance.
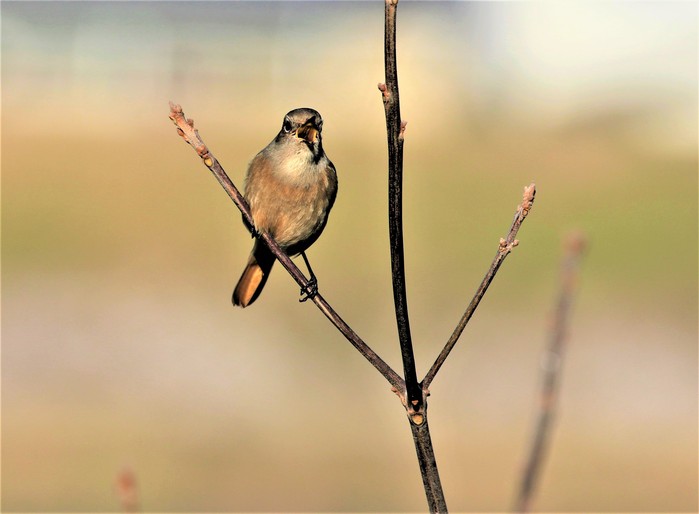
left=411, top=420, right=448, bottom=512
left=514, top=232, right=587, bottom=513
left=379, top=1, right=447, bottom=511
left=379, top=0, right=421, bottom=415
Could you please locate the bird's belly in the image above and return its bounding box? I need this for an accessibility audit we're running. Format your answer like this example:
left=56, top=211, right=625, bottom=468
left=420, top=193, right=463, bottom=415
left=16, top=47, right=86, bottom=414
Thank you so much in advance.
left=272, top=196, right=327, bottom=250
left=251, top=183, right=329, bottom=253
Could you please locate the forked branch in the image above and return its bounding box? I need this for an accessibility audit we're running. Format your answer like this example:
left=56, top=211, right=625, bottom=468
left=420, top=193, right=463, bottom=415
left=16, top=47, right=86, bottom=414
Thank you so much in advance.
left=171, top=1, right=538, bottom=510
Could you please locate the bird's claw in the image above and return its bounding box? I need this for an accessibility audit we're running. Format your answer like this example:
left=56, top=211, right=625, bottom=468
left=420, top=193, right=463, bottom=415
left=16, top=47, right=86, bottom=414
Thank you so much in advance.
left=299, top=277, right=318, bottom=302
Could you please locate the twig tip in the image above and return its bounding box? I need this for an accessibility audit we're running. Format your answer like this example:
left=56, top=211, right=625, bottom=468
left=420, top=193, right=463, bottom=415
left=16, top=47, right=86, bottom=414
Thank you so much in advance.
left=521, top=183, right=536, bottom=216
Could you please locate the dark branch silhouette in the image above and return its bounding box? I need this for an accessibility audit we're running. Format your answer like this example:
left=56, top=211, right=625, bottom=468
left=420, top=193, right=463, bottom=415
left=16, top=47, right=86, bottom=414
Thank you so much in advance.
left=378, top=0, right=422, bottom=419
left=513, top=231, right=586, bottom=513
left=379, top=1, right=446, bottom=511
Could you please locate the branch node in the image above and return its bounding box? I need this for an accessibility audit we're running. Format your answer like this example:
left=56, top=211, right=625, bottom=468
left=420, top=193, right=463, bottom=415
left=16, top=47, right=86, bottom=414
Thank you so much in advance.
left=377, top=82, right=390, bottom=100
left=391, top=386, right=408, bottom=407
left=410, top=413, right=424, bottom=425
left=399, top=120, right=407, bottom=140
left=500, top=238, right=520, bottom=255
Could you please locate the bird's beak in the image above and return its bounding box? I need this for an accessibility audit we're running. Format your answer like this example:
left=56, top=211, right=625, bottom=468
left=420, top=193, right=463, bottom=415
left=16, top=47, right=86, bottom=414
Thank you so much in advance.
left=295, top=122, right=319, bottom=144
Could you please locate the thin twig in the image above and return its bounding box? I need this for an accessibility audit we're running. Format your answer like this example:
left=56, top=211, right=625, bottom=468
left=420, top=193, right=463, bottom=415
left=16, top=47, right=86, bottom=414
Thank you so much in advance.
left=168, top=102, right=405, bottom=395
left=513, top=231, right=586, bottom=513
left=379, top=0, right=421, bottom=417
left=422, top=184, right=536, bottom=390
left=114, top=467, right=140, bottom=513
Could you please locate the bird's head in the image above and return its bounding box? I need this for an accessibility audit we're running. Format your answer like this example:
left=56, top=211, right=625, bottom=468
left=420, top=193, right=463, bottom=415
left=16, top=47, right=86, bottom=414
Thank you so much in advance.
left=277, top=108, right=324, bottom=160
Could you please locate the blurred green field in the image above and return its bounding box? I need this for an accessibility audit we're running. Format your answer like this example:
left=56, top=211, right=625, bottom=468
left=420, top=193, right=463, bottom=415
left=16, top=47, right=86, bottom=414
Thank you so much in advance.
left=2, top=1, right=697, bottom=512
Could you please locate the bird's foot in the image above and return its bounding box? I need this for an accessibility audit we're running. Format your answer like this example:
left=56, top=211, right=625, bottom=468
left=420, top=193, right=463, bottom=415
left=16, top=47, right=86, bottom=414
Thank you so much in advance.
left=299, top=277, right=318, bottom=303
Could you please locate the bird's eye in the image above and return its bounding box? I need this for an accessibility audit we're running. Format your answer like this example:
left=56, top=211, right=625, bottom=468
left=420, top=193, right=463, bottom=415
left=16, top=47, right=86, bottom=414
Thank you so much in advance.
left=282, top=119, right=292, bottom=133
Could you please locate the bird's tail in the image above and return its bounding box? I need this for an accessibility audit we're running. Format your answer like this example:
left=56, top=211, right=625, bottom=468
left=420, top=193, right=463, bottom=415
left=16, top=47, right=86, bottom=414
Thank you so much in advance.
left=232, top=241, right=276, bottom=307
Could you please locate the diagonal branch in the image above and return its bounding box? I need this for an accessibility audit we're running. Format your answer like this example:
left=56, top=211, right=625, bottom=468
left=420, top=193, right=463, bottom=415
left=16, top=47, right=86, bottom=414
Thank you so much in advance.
left=422, top=183, right=536, bottom=390
left=513, top=231, right=586, bottom=513
left=168, top=102, right=405, bottom=394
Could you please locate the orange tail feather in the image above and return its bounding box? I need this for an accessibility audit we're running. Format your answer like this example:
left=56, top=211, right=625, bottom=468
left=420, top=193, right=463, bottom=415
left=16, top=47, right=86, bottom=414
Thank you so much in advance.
left=232, top=241, right=275, bottom=307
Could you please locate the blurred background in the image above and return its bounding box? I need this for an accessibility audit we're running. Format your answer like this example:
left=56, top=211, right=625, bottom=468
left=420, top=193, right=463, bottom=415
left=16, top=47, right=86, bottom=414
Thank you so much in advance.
left=2, top=1, right=696, bottom=512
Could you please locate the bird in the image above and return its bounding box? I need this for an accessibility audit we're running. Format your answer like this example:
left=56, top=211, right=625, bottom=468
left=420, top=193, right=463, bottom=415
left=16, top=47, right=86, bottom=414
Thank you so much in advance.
left=232, top=108, right=338, bottom=308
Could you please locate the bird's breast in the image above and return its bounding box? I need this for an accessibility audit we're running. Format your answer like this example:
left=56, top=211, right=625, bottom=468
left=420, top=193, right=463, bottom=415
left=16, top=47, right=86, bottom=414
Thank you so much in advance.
left=245, top=154, right=334, bottom=251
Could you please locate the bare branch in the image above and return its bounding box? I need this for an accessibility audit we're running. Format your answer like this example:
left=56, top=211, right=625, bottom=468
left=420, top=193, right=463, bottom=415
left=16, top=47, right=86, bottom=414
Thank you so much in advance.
left=169, top=102, right=405, bottom=395
left=514, top=231, right=586, bottom=513
left=380, top=0, right=421, bottom=420
left=411, top=419, right=447, bottom=512
left=422, top=183, right=537, bottom=390
left=380, top=1, right=447, bottom=511
left=169, top=101, right=254, bottom=228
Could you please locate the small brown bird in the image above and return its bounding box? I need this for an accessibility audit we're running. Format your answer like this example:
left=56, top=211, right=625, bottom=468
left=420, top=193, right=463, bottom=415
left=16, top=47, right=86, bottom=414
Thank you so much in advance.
left=232, top=108, right=338, bottom=307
